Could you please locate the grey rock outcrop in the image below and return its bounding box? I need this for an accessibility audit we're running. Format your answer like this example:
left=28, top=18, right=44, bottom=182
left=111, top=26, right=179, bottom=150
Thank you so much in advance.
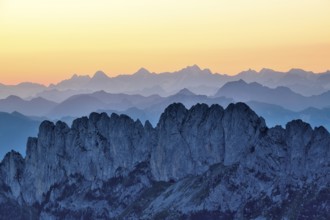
left=0, top=102, right=329, bottom=219
left=21, top=113, right=153, bottom=204
left=151, top=103, right=266, bottom=181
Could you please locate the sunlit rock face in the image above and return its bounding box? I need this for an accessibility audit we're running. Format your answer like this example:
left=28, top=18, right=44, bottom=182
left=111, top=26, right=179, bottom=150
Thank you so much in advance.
left=0, top=103, right=329, bottom=219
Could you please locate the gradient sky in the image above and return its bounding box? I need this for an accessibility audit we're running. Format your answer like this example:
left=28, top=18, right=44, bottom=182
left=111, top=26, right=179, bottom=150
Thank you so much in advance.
left=1, top=0, right=330, bottom=85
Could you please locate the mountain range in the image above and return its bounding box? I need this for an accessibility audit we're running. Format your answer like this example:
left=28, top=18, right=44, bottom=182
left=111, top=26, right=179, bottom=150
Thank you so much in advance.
left=233, top=68, right=330, bottom=96
left=0, top=89, right=232, bottom=120
left=0, top=96, right=57, bottom=116
left=0, top=103, right=328, bottom=219
left=0, top=82, right=46, bottom=100
left=215, top=80, right=330, bottom=111
left=2, top=80, right=330, bottom=160
left=1, top=81, right=330, bottom=127
left=1, top=65, right=330, bottom=100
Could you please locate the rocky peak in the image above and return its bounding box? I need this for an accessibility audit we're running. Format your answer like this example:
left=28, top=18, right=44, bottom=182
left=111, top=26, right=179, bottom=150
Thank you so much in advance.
left=151, top=102, right=267, bottom=180
left=0, top=102, right=329, bottom=219
left=313, top=126, right=330, bottom=139
left=285, top=119, right=313, bottom=143
left=144, top=120, right=153, bottom=130
left=157, top=102, right=187, bottom=129
left=222, top=103, right=266, bottom=165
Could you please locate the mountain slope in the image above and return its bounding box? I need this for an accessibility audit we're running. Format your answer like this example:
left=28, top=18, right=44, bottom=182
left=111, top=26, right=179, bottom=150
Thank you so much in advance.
left=0, top=103, right=329, bottom=219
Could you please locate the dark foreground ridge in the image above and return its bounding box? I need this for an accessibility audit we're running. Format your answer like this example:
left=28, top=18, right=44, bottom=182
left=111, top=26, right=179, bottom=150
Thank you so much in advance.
left=0, top=103, right=329, bottom=219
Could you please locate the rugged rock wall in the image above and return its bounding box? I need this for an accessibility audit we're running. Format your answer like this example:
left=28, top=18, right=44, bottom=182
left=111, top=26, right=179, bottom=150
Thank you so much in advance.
left=0, top=103, right=329, bottom=219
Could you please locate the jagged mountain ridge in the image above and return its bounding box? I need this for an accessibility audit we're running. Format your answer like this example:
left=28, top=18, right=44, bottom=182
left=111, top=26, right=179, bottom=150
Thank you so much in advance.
left=0, top=103, right=329, bottom=219
left=1, top=66, right=330, bottom=100
left=48, top=66, right=330, bottom=97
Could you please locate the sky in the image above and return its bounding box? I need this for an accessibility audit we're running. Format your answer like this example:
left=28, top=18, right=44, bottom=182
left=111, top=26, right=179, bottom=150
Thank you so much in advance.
left=1, top=0, right=330, bottom=85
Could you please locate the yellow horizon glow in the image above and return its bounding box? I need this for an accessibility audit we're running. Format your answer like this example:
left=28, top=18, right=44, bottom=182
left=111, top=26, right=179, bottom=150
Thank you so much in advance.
left=1, top=0, right=330, bottom=85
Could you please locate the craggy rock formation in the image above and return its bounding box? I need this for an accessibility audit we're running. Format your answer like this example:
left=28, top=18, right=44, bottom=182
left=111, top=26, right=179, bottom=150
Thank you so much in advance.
left=0, top=103, right=329, bottom=219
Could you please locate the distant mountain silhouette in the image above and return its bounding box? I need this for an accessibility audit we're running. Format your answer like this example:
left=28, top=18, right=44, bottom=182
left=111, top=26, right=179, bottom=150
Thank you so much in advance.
left=43, top=65, right=230, bottom=98
left=215, top=80, right=330, bottom=111
left=2, top=66, right=329, bottom=101
left=46, top=89, right=231, bottom=124
left=246, top=101, right=330, bottom=130
left=1, top=86, right=330, bottom=128
left=0, top=96, right=57, bottom=116
left=47, top=91, right=164, bottom=118
left=134, top=67, right=151, bottom=76
left=174, top=88, right=196, bottom=96
left=46, top=90, right=171, bottom=119
left=126, top=85, right=167, bottom=97
left=233, top=68, right=330, bottom=96
left=0, top=82, right=46, bottom=99
left=46, top=66, right=330, bottom=97
left=48, top=94, right=108, bottom=118
left=49, top=74, right=91, bottom=91
left=88, top=71, right=111, bottom=90
left=35, top=89, right=92, bottom=103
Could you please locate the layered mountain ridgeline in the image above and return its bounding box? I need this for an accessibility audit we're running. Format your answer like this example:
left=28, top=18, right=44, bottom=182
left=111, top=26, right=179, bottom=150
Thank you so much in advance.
left=0, top=103, right=329, bottom=219
left=1, top=66, right=330, bottom=100
left=2, top=84, right=330, bottom=130
left=214, top=80, right=330, bottom=111
left=34, top=67, right=330, bottom=97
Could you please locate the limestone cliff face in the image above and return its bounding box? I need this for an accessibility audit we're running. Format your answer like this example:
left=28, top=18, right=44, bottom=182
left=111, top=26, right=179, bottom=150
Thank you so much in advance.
left=20, top=113, right=153, bottom=204
left=0, top=103, right=329, bottom=219
left=151, top=103, right=266, bottom=181
left=0, top=151, right=24, bottom=199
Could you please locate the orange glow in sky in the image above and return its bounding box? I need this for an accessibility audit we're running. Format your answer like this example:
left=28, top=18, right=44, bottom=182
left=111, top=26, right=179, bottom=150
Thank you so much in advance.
left=1, top=0, right=330, bottom=85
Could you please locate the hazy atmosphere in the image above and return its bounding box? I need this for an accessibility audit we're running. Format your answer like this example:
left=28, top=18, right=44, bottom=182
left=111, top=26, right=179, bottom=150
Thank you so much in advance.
left=0, top=1, right=329, bottom=219
left=1, top=0, right=330, bottom=84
